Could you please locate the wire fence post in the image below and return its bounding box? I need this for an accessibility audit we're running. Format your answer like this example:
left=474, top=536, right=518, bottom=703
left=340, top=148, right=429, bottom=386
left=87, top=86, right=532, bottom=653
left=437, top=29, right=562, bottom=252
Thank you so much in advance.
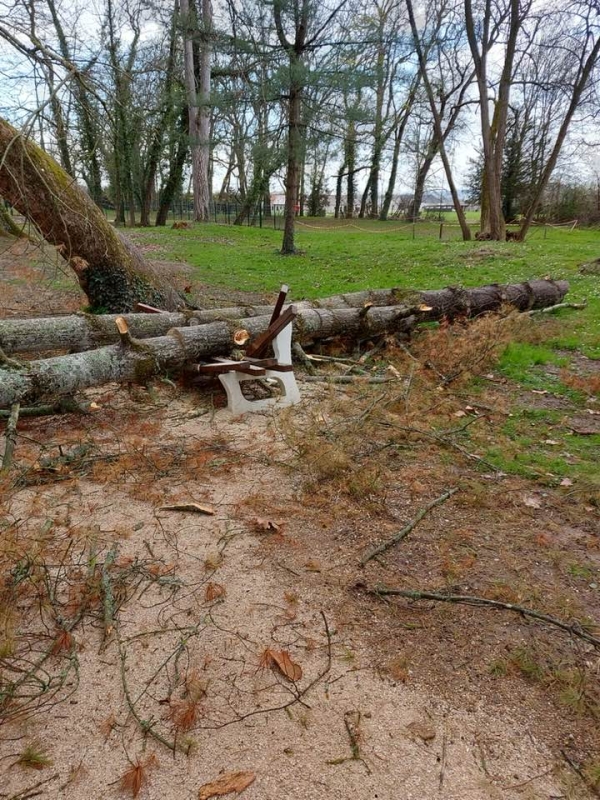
left=439, top=222, right=443, bottom=240
left=544, top=223, right=547, bottom=239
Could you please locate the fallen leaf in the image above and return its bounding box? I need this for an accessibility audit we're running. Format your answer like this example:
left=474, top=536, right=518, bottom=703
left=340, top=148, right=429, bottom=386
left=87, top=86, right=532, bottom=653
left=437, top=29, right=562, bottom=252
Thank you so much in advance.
left=259, top=648, right=302, bottom=682
left=522, top=494, right=542, bottom=509
left=531, top=390, right=549, bottom=395
left=304, top=559, right=321, bottom=572
left=406, top=721, right=436, bottom=742
left=205, top=582, right=226, bottom=602
left=160, top=503, right=215, bottom=515
left=418, top=304, right=433, bottom=312
left=386, top=365, right=401, bottom=379
left=560, top=478, right=573, bottom=487
left=544, top=439, right=560, bottom=446
left=253, top=517, right=281, bottom=532
left=453, top=410, right=467, bottom=418
left=198, top=771, right=256, bottom=800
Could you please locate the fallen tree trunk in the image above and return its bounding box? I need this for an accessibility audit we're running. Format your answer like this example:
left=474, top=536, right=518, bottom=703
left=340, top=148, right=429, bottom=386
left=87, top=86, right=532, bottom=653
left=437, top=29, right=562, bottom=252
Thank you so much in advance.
left=0, top=117, right=185, bottom=312
left=0, top=307, right=416, bottom=408
left=0, top=280, right=569, bottom=355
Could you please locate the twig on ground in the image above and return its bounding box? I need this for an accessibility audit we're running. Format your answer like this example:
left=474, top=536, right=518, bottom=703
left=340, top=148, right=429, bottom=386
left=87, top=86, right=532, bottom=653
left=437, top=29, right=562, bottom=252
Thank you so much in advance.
left=2, top=402, right=20, bottom=472
left=5, top=773, right=60, bottom=800
left=327, top=710, right=371, bottom=774
left=377, top=420, right=499, bottom=472
left=300, top=376, right=392, bottom=384
left=357, top=586, right=600, bottom=648
left=502, top=765, right=556, bottom=790
left=561, top=750, right=600, bottom=797
left=101, top=545, right=118, bottom=645
left=360, top=488, right=459, bottom=566
left=529, top=301, right=587, bottom=315
left=0, top=398, right=90, bottom=419
left=439, top=727, right=447, bottom=790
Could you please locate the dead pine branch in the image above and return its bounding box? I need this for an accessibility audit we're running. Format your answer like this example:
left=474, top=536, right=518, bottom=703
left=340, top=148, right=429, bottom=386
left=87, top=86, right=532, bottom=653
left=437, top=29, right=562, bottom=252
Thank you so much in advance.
left=357, top=586, right=600, bottom=648
left=360, top=488, right=459, bottom=566
left=1, top=402, right=20, bottom=472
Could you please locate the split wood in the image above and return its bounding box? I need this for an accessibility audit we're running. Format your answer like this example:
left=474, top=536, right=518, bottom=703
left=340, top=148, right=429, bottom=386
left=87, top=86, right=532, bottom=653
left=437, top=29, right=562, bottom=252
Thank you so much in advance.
left=360, top=488, right=459, bottom=566
left=359, top=586, right=600, bottom=648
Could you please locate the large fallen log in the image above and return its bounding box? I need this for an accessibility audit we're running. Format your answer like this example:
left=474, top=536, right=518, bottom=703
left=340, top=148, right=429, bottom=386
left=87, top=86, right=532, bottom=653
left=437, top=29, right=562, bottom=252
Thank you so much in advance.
left=0, top=280, right=569, bottom=355
left=0, top=307, right=416, bottom=408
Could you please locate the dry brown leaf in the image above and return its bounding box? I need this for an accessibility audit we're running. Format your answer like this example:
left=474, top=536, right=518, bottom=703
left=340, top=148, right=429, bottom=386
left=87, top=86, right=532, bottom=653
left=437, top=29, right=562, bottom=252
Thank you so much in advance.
left=304, top=559, right=321, bottom=572
left=198, top=770, right=256, bottom=800
left=98, top=713, right=117, bottom=741
left=253, top=517, right=281, bottom=532
left=406, top=720, right=436, bottom=742
left=205, top=582, right=226, bottom=602
left=160, top=503, right=215, bottom=515
left=522, top=494, right=542, bottom=509
left=260, top=648, right=302, bottom=682
left=560, top=477, right=574, bottom=487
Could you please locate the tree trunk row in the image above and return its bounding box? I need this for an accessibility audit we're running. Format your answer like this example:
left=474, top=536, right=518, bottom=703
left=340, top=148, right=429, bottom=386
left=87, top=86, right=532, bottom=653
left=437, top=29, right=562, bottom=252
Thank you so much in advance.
left=0, top=306, right=417, bottom=408
left=0, top=280, right=569, bottom=356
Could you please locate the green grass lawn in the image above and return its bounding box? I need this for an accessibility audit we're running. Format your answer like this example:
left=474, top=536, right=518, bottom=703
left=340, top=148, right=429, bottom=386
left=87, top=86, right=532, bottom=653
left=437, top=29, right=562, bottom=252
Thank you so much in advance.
left=131, top=219, right=600, bottom=489
left=132, top=219, right=600, bottom=358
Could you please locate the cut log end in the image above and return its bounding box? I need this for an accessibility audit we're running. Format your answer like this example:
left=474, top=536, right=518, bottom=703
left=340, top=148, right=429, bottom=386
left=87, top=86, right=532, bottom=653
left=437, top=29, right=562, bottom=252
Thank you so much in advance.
left=233, top=329, right=251, bottom=346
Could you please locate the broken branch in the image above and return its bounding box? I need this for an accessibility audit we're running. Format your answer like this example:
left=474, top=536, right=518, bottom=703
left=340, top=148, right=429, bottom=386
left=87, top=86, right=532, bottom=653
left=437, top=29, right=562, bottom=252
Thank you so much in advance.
left=358, top=586, right=600, bottom=648
left=360, top=488, right=459, bottom=566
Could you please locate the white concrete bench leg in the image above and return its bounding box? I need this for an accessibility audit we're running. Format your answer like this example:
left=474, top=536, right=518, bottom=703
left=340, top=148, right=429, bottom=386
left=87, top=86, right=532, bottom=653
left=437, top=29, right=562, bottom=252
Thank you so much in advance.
left=218, top=321, right=300, bottom=414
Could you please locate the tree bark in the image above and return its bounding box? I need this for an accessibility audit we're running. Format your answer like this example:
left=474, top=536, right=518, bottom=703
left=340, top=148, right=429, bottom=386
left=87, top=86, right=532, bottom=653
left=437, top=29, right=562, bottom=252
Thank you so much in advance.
left=140, top=3, right=180, bottom=227
left=0, top=306, right=416, bottom=407
left=0, top=117, right=185, bottom=312
left=156, top=107, right=189, bottom=227
left=181, top=0, right=211, bottom=222
left=0, top=280, right=569, bottom=355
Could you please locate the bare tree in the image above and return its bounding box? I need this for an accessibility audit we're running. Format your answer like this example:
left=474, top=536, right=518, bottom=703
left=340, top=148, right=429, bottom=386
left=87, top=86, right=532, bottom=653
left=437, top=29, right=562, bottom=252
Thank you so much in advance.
left=181, top=0, right=212, bottom=221
left=405, top=0, right=472, bottom=240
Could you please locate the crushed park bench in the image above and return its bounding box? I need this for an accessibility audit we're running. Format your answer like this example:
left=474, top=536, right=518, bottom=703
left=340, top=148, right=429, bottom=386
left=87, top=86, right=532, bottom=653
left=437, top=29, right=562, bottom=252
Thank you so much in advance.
left=162, top=285, right=301, bottom=414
